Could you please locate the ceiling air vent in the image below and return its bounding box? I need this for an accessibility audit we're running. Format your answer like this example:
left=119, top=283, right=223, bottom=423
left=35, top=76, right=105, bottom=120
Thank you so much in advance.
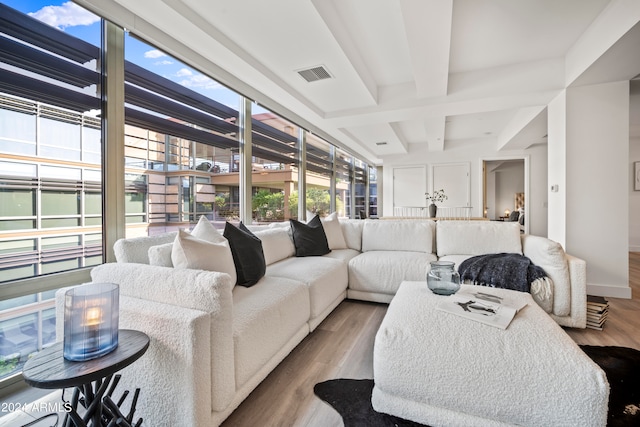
left=297, top=65, right=332, bottom=83
left=375, top=142, right=388, bottom=146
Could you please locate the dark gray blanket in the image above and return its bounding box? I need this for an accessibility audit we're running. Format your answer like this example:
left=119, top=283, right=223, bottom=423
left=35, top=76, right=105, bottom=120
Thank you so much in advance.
left=458, top=253, right=547, bottom=293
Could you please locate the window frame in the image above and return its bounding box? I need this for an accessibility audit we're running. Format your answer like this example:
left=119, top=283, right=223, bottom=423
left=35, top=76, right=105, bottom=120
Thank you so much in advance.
left=0, top=3, right=376, bottom=394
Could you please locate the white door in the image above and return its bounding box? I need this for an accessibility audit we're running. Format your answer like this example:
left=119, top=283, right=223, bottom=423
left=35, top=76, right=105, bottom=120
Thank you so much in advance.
left=432, top=163, right=470, bottom=207
left=393, top=166, right=427, bottom=212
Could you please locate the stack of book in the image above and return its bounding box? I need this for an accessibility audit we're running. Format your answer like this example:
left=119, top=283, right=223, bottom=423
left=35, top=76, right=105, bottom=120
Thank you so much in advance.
left=586, top=295, right=609, bottom=330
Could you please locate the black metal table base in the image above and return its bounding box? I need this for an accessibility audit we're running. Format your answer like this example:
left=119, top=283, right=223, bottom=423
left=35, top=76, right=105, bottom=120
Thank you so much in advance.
left=62, top=374, right=142, bottom=427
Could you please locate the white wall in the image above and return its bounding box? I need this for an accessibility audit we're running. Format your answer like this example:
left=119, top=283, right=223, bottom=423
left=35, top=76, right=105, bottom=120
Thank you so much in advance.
left=381, top=141, right=548, bottom=237
left=631, top=137, right=640, bottom=251
left=564, top=81, right=630, bottom=297
left=630, top=82, right=640, bottom=252
left=548, top=92, right=567, bottom=246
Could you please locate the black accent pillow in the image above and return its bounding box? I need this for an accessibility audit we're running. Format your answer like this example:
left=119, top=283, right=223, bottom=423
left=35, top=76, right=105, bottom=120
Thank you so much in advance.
left=290, top=215, right=331, bottom=257
left=223, top=222, right=266, bottom=287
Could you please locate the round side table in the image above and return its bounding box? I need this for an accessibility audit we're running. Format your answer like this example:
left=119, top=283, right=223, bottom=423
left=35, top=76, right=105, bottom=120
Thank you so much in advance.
left=23, top=329, right=150, bottom=427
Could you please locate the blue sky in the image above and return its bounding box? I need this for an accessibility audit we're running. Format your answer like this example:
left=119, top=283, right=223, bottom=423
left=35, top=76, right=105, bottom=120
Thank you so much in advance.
left=2, top=0, right=243, bottom=110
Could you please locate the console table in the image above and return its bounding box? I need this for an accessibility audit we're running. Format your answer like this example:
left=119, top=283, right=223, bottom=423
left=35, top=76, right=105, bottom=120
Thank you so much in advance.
left=23, top=329, right=149, bottom=427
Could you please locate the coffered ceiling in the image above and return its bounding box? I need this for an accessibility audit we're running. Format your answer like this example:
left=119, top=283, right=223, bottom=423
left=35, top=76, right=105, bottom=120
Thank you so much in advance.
left=77, top=0, right=640, bottom=163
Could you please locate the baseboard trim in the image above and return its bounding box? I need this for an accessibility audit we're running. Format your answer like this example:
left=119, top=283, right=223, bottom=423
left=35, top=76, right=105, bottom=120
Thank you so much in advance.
left=587, top=284, right=632, bottom=299
left=630, top=246, right=640, bottom=252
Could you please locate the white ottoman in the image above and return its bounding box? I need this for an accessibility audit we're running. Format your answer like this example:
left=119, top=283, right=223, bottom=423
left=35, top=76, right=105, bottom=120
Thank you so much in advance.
left=372, top=281, right=609, bottom=427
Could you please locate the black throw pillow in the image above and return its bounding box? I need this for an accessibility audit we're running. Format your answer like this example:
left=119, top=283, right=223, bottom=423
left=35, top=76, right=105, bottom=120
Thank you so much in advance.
left=290, top=215, right=331, bottom=257
left=223, top=222, right=266, bottom=287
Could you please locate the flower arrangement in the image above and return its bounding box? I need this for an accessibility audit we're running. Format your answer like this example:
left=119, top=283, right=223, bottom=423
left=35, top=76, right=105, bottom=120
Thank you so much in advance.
left=425, top=189, right=448, bottom=204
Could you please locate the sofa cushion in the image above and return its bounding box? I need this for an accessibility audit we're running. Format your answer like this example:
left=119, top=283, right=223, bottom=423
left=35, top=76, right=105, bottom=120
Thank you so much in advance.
left=223, top=222, right=266, bottom=287
left=321, top=212, right=347, bottom=249
left=436, top=221, right=522, bottom=257
left=340, top=219, right=364, bottom=251
left=267, top=256, right=347, bottom=319
left=437, top=254, right=472, bottom=271
left=348, top=251, right=437, bottom=297
left=323, top=248, right=361, bottom=264
left=253, top=227, right=295, bottom=265
left=171, top=230, right=237, bottom=284
left=290, top=215, right=331, bottom=257
left=232, top=276, right=310, bottom=388
left=362, top=220, right=434, bottom=253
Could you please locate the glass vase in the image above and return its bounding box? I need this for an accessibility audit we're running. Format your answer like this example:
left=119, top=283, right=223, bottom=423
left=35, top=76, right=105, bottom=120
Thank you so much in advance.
left=427, top=261, right=461, bottom=295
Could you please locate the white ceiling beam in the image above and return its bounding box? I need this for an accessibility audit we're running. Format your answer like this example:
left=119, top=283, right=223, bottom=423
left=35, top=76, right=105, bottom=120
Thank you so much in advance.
left=399, top=0, right=452, bottom=99
left=496, top=106, right=547, bottom=151
left=565, top=0, right=640, bottom=86
left=311, top=0, right=378, bottom=104
left=325, top=58, right=564, bottom=127
left=389, top=122, right=409, bottom=153
left=324, top=88, right=560, bottom=129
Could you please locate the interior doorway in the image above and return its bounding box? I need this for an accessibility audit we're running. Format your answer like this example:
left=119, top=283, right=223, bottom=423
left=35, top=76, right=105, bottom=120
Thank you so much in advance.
left=483, top=159, right=526, bottom=228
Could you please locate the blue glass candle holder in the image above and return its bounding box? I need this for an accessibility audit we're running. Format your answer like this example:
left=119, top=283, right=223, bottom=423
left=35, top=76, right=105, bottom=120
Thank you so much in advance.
left=63, top=283, right=119, bottom=361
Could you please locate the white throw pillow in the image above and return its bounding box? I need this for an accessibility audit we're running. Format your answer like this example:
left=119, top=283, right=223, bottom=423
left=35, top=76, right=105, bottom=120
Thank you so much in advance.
left=192, top=215, right=226, bottom=243
left=321, top=212, right=347, bottom=250
left=171, top=229, right=237, bottom=284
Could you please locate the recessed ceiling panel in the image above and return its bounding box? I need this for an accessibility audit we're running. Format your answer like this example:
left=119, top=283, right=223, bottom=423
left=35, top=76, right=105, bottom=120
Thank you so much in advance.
left=449, top=0, right=610, bottom=73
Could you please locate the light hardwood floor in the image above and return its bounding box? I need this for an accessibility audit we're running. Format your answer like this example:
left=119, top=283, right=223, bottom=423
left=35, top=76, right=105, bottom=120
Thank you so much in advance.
left=565, top=252, right=640, bottom=350
left=223, top=252, right=640, bottom=427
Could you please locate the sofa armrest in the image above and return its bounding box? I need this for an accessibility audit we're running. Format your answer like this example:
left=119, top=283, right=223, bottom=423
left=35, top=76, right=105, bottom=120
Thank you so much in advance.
left=521, top=234, right=573, bottom=317
left=55, top=292, right=213, bottom=426
left=555, top=254, right=587, bottom=328
left=90, top=263, right=232, bottom=312
left=88, top=263, right=235, bottom=413
left=113, top=232, right=176, bottom=264
left=112, top=296, right=212, bottom=426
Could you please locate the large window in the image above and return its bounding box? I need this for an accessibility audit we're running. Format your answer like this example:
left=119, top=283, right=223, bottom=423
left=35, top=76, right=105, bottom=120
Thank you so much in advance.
left=0, top=1, right=102, bottom=382
left=306, top=134, right=334, bottom=218
left=123, top=33, right=241, bottom=234
left=354, top=158, right=367, bottom=219
left=369, top=166, right=378, bottom=218
left=0, top=0, right=375, bottom=390
left=251, top=107, right=300, bottom=222
left=335, top=148, right=353, bottom=218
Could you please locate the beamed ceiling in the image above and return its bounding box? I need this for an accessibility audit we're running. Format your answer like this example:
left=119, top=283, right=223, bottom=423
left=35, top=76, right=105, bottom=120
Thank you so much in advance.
left=77, top=0, right=640, bottom=164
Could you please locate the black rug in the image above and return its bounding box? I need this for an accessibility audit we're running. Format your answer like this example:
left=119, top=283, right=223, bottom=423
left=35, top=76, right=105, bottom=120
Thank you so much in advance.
left=313, top=345, right=640, bottom=427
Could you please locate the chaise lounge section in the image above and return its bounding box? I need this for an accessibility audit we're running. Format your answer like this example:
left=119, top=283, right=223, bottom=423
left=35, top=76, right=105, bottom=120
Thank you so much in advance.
left=55, top=216, right=587, bottom=426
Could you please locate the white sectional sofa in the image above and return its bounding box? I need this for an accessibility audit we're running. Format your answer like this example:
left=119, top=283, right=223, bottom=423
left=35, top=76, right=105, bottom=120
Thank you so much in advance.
left=55, top=217, right=587, bottom=427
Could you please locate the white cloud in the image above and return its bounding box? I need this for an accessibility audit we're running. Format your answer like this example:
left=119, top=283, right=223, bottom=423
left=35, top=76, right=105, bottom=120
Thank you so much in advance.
left=144, top=49, right=167, bottom=59
left=29, top=1, right=99, bottom=30
left=155, top=60, right=174, bottom=66
left=176, top=68, right=193, bottom=77
left=178, top=72, right=221, bottom=91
